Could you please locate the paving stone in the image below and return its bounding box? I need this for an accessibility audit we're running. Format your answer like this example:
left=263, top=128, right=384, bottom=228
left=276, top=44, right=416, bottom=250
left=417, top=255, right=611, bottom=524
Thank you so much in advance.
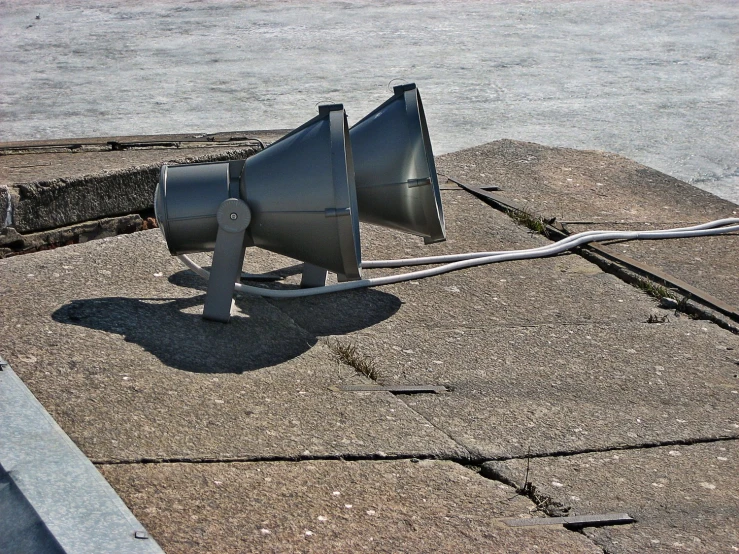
left=435, top=140, right=738, bottom=225
left=270, top=188, right=658, bottom=333
left=99, top=459, right=603, bottom=554
left=342, top=319, right=739, bottom=459
left=0, top=231, right=464, bottom=461
left=436, top=141, right=739, bottom=312
left=497, top=441, right=739, bottom=553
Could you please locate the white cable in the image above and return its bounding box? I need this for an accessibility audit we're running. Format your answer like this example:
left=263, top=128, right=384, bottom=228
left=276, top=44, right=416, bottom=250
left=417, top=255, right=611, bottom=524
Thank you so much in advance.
left=362, top=218, right=739, bottom=267
left=177, top=218, right=739, bottom=299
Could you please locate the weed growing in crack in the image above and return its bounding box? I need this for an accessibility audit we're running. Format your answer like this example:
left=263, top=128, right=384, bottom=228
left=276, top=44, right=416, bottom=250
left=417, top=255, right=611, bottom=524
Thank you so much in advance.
left=521, top=445, right=533, bottom=495
left=647, top=313, right=669, bottom=324
left=326, top=339, right=378, bottom=381
left=634, top=277, right=675, bottom=301
left=677, top=294, right=691, bottom=312
left=507, top=207, right=547, bottom=235
left=512, top=446, right=570, bottom=517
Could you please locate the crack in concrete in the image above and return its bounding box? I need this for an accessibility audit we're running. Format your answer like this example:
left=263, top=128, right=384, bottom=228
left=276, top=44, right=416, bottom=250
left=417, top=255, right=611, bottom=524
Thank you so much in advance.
left=461, top=460, right=607, bottom=553
left=262, top=301, right=478, bottom=461
left=232, top=298, right=738, bottom=477
left=485, top=434, right=739, bottom=463
left=93, top=452, right=466, bottom=466
left=467, top=463, right=607, bottom=553
left=91, top=436, right=738, bottom=468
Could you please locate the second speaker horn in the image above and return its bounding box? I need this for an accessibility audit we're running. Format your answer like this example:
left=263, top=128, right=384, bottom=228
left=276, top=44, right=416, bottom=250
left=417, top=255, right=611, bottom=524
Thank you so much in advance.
left=350, top=83, right=446, bottom=244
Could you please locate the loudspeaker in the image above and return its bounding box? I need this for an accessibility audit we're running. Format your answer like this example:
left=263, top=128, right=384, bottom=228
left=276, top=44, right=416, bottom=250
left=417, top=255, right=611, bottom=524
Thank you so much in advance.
left=155, top=104, right=362, bottom=321
left=350, top=83, right=446, bottom=244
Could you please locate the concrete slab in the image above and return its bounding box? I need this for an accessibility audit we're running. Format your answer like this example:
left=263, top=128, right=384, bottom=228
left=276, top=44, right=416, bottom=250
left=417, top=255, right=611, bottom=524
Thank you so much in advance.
left=344, top=319, right=739, bottom=459
left=494, top=442, right=739, bottom=553
left=435, top=140, right=738, bottom=225
left=436, top=141, right=739, bottom=313
left=99, top=459, right=603, bottom=554
left=0, top=231, right=464, bottom=462
left=271, top=189, right=658, bottom=332
left=248, top=187, right=739, bottom=458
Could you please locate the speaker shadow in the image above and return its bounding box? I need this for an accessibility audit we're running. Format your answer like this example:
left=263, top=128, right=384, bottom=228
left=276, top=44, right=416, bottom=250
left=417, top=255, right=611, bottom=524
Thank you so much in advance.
left=52, top=270, right=401, bottom=374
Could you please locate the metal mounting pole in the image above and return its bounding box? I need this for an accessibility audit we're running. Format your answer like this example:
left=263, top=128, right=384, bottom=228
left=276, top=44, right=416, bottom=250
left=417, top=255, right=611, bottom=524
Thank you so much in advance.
left=203, top=198, right=252, bottom=322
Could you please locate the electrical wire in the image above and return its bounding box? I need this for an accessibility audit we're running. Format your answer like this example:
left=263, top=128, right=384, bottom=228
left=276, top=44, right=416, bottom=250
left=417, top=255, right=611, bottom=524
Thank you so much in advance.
left=362, top=218, right=739, bottom=268
left=177, top=218, right=739, bottom=299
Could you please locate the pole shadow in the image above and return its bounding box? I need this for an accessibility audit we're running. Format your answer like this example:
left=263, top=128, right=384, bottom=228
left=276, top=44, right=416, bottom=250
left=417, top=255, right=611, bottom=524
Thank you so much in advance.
left=52, top=269, right=401, bottom=374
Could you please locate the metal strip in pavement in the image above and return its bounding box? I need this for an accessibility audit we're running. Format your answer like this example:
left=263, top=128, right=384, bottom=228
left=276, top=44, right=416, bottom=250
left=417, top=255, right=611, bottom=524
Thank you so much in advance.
left=502, top=513, right=635, bottom=528
left=330, top=385, right=447, bottom=393
left=0, top=356, right=164, bottom=554
left=451, top=178, right=739, bottom=323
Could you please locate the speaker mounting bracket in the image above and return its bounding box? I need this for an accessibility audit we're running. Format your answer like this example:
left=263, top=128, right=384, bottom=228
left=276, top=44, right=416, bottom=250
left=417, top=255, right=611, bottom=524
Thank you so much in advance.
left=300, top=264, right=349, bottom=288
left=300, top=264, right=328, bottom=288
left=203, top=198, right=252, bottom=322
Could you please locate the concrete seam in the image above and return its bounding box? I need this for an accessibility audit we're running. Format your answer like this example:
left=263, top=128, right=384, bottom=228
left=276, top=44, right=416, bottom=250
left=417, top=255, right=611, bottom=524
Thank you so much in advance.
left=486, top=435, right=738, bottom=462
left=93, top=453, right=473, bottom=466
left=456, top=460, right=608, bottom=553
left=263, top=302, right=477, bottom=461
left=574, top=248, right=738, bottom=334
left=449, top=176, right=739, bottom=335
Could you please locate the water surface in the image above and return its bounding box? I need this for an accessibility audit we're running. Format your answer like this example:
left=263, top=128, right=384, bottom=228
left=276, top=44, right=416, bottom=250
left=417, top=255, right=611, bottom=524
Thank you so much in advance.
left=1, top=0, right=737, bottom=202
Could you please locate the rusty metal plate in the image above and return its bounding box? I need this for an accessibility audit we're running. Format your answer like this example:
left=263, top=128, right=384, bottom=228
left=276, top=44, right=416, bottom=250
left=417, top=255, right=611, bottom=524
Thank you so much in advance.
left=330, top=385, right=447, bottom=394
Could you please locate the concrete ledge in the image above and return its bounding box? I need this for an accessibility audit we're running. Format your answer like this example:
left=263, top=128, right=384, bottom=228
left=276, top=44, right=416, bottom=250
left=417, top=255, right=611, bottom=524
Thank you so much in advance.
left=0, top=213, right=147, bottom=258
left=0, top=131, right=288, bottom=253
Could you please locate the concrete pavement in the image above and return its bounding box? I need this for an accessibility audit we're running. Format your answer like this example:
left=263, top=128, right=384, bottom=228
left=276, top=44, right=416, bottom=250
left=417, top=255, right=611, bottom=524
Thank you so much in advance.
left=1, top=137, right=737, bottom=552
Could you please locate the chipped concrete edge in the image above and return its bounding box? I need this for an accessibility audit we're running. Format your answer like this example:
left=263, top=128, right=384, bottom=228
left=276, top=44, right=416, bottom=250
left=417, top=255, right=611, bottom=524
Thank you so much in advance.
left=0, top=213, right=147, bottom=258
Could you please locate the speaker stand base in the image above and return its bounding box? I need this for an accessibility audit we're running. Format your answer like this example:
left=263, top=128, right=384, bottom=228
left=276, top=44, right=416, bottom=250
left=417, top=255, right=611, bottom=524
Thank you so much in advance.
left=300, top=264, right=328, bottom=288
left=300, top=264, right=350, bottom=288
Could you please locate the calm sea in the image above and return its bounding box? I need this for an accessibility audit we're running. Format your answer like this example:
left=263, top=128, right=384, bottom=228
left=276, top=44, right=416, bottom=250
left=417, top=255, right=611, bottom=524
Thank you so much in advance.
left=1, top=0, right=737, bottom=202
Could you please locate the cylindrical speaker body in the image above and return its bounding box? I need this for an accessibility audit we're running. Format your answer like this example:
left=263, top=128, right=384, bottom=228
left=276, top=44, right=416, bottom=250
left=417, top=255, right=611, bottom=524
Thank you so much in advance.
left=155, top=162, right=231, bottom=254
left=350, top=84, right=446, bottom=244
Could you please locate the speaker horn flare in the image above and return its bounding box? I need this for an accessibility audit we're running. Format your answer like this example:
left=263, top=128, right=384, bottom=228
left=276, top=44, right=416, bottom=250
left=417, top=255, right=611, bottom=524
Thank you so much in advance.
left=350, top=83, right=446, bottom=244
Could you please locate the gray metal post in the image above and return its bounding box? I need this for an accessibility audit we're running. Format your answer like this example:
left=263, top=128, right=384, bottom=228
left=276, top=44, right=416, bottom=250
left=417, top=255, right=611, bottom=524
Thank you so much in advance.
left=203, top=198, right=252, bottom=322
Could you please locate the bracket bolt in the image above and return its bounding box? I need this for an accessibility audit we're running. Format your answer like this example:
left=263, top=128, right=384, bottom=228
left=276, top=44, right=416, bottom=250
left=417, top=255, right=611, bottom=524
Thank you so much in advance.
left=230, top=213, right=238, bottom=220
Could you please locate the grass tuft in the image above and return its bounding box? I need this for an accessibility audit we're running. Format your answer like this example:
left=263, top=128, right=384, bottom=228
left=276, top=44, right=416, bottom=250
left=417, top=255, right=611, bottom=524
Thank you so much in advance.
left=634, top=277, right=676, bottom=301
left=326, top=339, right=378, bottom=381
left=507, top=207, right=547, bottom=234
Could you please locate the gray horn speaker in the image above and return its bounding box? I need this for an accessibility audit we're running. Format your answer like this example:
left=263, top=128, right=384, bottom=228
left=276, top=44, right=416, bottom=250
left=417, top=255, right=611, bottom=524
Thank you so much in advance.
left=154, top=104, right=362, bottom=321
left=350, top=83, right=446, bottom=244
